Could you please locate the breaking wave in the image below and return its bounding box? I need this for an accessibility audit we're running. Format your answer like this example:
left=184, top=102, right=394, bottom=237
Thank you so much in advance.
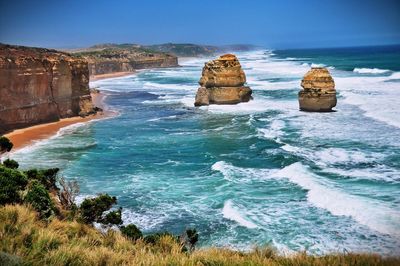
left=222, top=200, right=258, bottom=229
left=353, top=68, right=390, bottom=74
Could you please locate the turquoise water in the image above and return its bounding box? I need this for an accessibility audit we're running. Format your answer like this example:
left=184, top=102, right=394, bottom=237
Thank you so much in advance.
left=12, top=47, right=400, bottom=255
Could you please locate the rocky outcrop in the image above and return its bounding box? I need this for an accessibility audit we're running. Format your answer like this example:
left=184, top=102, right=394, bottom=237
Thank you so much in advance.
left=0, top=44, right=96, bottom=134
left=194, top=54, right=252, bottom=106
left=72, top=45, right=178, bottom=76
left=298, top=67, right=337, bottom=112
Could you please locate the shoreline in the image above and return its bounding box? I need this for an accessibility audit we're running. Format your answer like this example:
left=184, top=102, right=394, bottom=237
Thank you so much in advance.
left=4, top=92, right=115, bottom=151
left=90, top=71, right=135, bottom=81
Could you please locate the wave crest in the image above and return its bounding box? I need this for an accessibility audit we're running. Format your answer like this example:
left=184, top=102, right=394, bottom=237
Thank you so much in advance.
left=271, top=162, right=400, bottom=236
left=353, top=68, right=390, bottom=74
left=222, top=200, right=258, bottom=229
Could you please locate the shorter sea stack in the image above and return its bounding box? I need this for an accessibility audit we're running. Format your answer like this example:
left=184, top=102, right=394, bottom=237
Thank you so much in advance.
left=298, top=67, right=337, bottom=112
left=194, top=54, right=252, bottom=106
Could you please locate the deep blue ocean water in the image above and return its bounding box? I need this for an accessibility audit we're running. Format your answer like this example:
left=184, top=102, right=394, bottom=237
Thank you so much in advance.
left=11, top=46, right=400, bottom=255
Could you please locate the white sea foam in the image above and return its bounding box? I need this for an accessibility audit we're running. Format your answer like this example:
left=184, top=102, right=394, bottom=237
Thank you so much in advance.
left=311, top=63, right=325, bottom=68
left=271, top=163, right=400, bottom=236
left=212, top=161, right=271, bottom=183
left=336, top=74, right=400, bottom=128
left=388, top=71, right=400, bottom=79
left=353, top=68, right=390, bottom=74
left=258, top=120, right=286, bottom=141
left=11, top=121, right=91, bottom=155
left=314, top=148, right=370, bottom=164
left=322, top=166, right=400, bottom=182
left=281, top=144, right=301, bottom=153
left=122, top=208, right=167, bottom=231
left=147, top=115, right=178, bottom=122
left=222, top=200, right=258, bottom=229
left=280, top=143, right=381, bottom=167
left=197, top=99, right=271, bottom=114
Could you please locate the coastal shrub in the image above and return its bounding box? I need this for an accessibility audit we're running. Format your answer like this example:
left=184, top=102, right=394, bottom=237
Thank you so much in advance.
left=25, top=180, right=54, bottom=219
left=101, top=207, right=123, bottom=225
left=184, top=228, right=199, bottom=252
left=25, top=168, right=59, bottom=191
left=0, top=136, right=13, bottom=154
left=120, top=224, right=143, bottom=241
left=1, top=204, right=400, bottom=265
left=0, top=251, right=22, bottom=266
left=3, top=159, right=19, bottom=169
left=58, top=176, right=80, bottom=210
left=144, top=232, right=179, bottom=245
left=0, top=165, right=28, bottom=205
left=79, top=194, right=117, bottom=224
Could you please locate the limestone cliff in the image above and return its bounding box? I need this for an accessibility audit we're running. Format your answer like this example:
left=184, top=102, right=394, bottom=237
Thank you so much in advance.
left=298, top=67, right=337, bottom=112
left=72, top=44, right=178, bottom=76
left=194, top=54, right=252, bottom=106
left=0, top=44, right=96, bottom=134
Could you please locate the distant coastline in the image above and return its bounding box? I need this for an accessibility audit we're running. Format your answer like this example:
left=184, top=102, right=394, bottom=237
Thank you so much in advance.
left=90, top=71, right=136, bottom=81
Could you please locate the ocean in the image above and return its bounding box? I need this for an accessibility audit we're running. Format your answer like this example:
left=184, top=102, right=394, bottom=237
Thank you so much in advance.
left=11, top=45, right=400, bottom=255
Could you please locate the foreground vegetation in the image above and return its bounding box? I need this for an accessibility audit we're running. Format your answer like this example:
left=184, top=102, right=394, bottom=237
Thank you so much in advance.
left=2, top=204, right=400, bottom=266
left=1, top=136, right=399, bottom=265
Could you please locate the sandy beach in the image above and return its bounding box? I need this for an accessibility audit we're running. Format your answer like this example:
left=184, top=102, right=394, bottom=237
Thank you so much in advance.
left=4, top=92, right=114, bottom=151
left=90, top=71, right=135, bottom=81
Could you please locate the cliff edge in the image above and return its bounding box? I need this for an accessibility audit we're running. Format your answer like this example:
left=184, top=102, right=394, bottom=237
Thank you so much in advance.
left=72, top=44, right=178, bottom=76
left=0, top=44, right=96, bottom=134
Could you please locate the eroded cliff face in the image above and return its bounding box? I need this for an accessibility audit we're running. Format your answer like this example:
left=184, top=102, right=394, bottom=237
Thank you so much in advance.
left=194, top=54, right=252, bottom=106
left=72, top=45, right=179, bottom=76
left=87, top=56, right=178, bottom=75
left=0, top=44, right=95, bottom=134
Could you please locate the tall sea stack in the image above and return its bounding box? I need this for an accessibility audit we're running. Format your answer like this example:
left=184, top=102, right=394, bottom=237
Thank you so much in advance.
left=298, top=67, right=337, bottom=112
left=194, top=54, right=252, bottom=106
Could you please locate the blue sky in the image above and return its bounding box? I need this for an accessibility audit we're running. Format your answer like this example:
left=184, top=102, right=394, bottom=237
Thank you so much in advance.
left=0, top=0, right=399, bottom=49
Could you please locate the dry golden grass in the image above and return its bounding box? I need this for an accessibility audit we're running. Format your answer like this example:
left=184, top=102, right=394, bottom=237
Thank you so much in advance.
left=1, top=204, right=399, bottom=266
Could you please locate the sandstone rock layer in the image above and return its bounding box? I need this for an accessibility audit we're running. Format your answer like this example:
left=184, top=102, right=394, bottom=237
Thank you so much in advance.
left=298, top=67, right=337, bottom=112
left=0, top=44, right=96, bottom=134
left=194, top=54, right=252, bottom=106
left=72, top=44, right=179, bottom=76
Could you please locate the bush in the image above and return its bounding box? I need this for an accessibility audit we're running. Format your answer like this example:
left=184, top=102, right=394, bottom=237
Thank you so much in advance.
left=0, top=136, right=13, bottom=154
left=58, top=176, right=80, bottom=210
left=25, top=180, right=54, bottom=219
left=144, top=232, right=179, bottom=245
left=3, top=159, right=19, bottom=169
left=120, top=224, right=142, bottom=241
left=79, top=194, right=117, bottom=224
left=25, top=168, right=59, bottom=190
left=0, top=251, right=22, bottom=266
left=184, top=228, right=199, bottom=252
left=0, top=166, right=28, bottom=205
left=101, top=207, right=123, bottom=225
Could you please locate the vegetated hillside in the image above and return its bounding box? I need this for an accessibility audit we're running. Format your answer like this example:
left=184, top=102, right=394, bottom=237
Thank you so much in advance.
left=144, top=43, right=219, bottom=57
left=1, top=204, right=399, bottom=266
left=71, top=44, right=178, bottom=75
left=144, top=43, right=261, bottom=57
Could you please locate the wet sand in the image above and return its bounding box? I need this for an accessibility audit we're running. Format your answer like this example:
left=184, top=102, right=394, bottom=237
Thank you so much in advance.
left=4, top=92, right=114, bottom=151
left=90, top=71, right=135, bottom=81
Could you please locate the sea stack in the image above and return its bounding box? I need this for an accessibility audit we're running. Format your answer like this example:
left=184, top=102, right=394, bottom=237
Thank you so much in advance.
left=194, top=54, right=252, bottom=106
left=298, top=67, right=337, bottom=112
